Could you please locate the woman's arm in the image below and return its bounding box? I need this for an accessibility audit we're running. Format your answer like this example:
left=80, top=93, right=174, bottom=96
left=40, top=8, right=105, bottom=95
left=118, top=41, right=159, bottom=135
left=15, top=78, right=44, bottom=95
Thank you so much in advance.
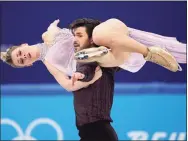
left=43, top=60, right=102, bottom=92
left=42, top=19, right=61, bottom=45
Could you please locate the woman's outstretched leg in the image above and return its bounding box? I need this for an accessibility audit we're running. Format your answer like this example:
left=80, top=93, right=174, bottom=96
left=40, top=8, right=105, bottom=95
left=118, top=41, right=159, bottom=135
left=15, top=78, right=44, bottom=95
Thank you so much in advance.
left=92, top=19, right=148, bottom=55
left=92, top=18, right=180, bottom=72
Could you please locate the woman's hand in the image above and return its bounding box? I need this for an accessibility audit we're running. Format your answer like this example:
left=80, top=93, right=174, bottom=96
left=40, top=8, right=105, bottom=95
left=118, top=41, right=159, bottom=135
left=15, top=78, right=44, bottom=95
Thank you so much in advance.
left=42, top=19, right=61, bottom=44
left=47, top=19, right=61, bottom=33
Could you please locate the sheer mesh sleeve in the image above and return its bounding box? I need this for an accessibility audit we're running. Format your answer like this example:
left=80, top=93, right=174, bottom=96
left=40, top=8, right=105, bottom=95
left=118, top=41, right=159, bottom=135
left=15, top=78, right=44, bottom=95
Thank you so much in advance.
left=44, top=28, right=76, bottom=76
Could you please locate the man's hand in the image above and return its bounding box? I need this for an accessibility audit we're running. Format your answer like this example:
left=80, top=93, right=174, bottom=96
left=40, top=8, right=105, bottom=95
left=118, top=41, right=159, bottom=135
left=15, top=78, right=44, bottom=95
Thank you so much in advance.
left=72, top=72, right=85, bottom=86
left=95, top=66, right=100, bottom=72
left=72, top=66, right=101, bottom=86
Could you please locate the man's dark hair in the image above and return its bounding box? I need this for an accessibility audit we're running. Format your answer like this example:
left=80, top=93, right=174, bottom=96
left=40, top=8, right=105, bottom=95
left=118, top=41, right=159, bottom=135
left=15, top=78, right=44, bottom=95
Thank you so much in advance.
left=69, top=18, right=101, bottom=38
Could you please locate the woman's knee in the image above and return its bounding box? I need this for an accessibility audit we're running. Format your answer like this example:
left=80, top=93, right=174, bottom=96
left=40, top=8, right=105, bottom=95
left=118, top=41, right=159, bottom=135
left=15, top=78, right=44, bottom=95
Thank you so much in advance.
left=92, top=28, right=122, bottom=48
left=92, top=19, right=128, bottom=45
left=105, top=18, right=128, bottom=29
left=105, top=18, right=123, bottom=24
left=92, top=26, right=111, bottom=46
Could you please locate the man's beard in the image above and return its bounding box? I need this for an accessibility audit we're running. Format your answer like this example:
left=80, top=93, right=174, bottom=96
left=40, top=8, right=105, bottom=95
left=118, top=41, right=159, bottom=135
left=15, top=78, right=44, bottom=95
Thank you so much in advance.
left=83, top=43, right=95, bottom=49
left=76, top=43, right=93, bottom=52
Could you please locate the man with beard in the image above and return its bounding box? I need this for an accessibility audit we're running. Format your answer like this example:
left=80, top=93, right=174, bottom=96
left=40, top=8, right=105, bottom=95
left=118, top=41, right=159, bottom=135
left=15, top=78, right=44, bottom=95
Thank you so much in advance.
left=70, top=19, right=119, bottom=141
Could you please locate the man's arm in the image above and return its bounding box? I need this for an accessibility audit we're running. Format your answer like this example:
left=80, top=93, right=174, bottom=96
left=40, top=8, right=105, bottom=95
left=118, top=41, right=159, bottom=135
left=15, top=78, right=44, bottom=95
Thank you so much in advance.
left=76, top=62, right=98, bottom=82
left=71, top=62, right=98, bottom=86
left=54, top=70, right=101, bottom=92
left=44, top=60, right=102, bottom=92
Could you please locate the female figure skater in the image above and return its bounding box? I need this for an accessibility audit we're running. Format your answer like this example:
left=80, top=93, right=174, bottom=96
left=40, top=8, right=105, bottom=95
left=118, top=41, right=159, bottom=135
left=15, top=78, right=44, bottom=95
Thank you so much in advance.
left=0, top=19, right=103, bottom=91
left=0, top=19, right=186, bottom=90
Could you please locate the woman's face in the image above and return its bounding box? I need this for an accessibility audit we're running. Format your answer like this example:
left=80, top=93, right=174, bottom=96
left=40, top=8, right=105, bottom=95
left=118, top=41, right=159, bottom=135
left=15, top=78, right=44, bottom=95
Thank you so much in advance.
left=11, top=44, right=38, bottom=67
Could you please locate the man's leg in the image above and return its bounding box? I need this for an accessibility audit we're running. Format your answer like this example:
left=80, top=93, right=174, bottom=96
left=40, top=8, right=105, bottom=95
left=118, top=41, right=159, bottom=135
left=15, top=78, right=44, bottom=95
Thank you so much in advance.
left=78, top=121, right=118, bottom=141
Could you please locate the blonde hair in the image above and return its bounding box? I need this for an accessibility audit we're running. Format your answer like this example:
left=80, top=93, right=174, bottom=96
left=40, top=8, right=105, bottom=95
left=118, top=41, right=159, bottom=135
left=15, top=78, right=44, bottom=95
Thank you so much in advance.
left=0, top=46, right=23, bottom=68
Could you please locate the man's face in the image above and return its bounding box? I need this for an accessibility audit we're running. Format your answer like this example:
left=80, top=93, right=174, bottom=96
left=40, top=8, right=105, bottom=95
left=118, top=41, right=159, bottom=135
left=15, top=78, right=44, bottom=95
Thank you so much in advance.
left=73, top=27, right=93, bottom=52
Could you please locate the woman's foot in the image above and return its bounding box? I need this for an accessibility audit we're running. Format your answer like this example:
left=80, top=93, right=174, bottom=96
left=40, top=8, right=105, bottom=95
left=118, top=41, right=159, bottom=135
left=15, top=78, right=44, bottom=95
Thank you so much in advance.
left=74, top=46, right=109, bottom=61
left=144, top=46, right=181, bottom=72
